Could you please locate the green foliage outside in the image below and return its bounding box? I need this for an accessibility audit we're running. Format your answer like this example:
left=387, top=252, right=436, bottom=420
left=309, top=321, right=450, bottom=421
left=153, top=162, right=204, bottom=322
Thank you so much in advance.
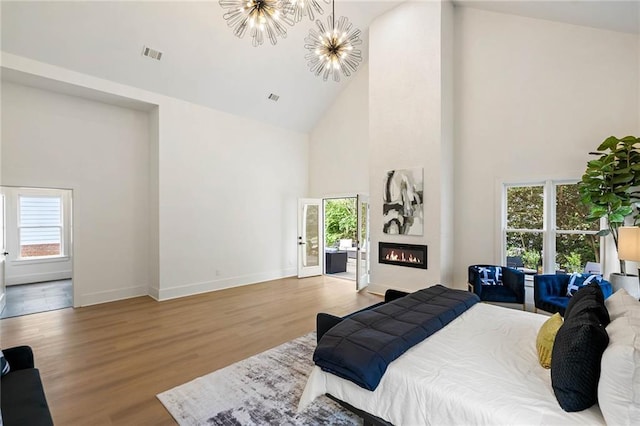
left=325, top=198, right=357, bottom=247
left=506, top=184, right=599, bottom=272
left=564, top=251, right=583, bottom=274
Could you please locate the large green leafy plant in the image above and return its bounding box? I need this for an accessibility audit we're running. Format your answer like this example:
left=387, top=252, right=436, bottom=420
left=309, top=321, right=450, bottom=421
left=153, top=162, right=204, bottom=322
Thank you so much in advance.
left=579, top=135, right=640, bottom=275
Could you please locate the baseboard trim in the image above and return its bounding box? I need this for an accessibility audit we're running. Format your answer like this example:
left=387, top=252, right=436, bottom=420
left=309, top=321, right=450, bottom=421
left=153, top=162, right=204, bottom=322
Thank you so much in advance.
left=367, top=283, right=416, bottom=296
left=79, top=285, right=149, bottom=307
left=157, top=268, right=297, bottom=301
left=6, top=270, right=73, bottom=286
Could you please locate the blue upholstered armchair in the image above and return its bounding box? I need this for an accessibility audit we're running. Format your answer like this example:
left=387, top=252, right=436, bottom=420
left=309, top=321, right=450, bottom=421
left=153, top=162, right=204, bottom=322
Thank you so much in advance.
left=534, top=274, right=613, bottom=316
left=468, top=265, right=525, bottom=306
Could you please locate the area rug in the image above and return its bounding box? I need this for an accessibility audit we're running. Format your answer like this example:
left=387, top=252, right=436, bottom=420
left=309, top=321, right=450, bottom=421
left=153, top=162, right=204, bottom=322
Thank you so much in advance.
left=157, top=332, right=359, bottom=425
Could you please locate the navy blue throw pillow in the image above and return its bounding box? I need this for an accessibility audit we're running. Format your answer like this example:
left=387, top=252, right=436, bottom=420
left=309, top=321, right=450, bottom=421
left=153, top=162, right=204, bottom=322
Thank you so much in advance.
left=0, top=350, right=9, bottom=376
left=551, top=284, right=610, bottom=412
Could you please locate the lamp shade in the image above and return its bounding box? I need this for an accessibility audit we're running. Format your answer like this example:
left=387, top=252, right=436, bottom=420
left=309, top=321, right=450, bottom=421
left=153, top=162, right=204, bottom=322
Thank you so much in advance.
left=617, top=226, right=640, bottom=261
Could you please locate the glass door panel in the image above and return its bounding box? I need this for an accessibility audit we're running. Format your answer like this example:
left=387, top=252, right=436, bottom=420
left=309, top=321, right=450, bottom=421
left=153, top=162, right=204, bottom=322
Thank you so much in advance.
left=356, top=194, right=370, bottom=290
left=298, top=198, right=323, bottom=278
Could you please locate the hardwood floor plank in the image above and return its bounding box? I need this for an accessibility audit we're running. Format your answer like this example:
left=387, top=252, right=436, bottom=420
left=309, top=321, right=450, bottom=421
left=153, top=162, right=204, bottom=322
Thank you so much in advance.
left=1, top=276, right=382, bottom=425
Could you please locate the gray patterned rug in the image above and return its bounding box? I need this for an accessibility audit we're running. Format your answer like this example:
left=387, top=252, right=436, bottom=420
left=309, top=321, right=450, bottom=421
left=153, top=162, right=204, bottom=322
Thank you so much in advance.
left=157, top=332, right=359, bottom=425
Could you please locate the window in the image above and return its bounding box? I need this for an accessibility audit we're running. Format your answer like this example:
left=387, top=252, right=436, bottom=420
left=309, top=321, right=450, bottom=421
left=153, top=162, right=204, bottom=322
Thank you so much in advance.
left=554, top=184, right=599, bottom=273
left=505, top=185, right=544, bottom=272
left=503, top=181, right=599, bottom=274
left=18, top=195, right=63, bottom=259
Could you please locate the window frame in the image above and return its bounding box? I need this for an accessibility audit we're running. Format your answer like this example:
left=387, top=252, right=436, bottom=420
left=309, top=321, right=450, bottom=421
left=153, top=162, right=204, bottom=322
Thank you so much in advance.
left=17, top=194, right=65, bottom=261
left=501, top=179, right=599, bottom=274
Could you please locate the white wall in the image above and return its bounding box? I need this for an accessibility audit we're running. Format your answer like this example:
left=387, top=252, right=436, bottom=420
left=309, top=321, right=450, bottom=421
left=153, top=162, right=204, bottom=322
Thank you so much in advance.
left=2, top=82, right=151, bottom=305
left=454, top=7, right=639, bottom=287
left=149, top=107, right=160, bottom=299
left=440, top=0, right=455, bottom=287
left=155, top=99, right=307, bottom=300
left=369, top=1, right=452, bottom=294
left=308, top=63, right=369, bottom=197
left=1, top=53, right=309, bottom=304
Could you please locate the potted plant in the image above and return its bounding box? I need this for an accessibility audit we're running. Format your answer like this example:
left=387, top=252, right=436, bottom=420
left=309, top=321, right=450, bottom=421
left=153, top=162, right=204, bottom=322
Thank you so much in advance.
left=579, top=135, right=640, bottom=284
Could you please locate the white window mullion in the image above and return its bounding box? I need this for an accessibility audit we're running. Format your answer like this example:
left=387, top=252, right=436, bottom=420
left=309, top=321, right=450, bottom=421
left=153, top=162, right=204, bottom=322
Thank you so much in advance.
left=543, top=181, right=555, bottom=274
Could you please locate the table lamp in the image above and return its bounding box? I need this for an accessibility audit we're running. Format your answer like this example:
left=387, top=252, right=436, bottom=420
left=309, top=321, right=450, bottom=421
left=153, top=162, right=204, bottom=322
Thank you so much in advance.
left=616, top=226, right=640, bottom=299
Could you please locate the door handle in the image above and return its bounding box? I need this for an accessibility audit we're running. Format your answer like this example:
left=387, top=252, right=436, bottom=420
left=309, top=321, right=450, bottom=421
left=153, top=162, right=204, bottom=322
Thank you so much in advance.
left=2, top=252, right=8, bottom=256
left=298, top=242, right=306, bottom=245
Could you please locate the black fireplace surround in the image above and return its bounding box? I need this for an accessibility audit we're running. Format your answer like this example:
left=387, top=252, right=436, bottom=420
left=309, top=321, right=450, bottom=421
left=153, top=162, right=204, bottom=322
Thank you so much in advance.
left=379, top=242, right=428, bottom=269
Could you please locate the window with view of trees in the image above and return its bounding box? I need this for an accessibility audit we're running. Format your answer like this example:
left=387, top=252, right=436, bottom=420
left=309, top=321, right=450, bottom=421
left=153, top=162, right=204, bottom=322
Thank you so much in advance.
left=505, top=185, right=544, bottom=271
left=504, top=182, right=599, bottom=273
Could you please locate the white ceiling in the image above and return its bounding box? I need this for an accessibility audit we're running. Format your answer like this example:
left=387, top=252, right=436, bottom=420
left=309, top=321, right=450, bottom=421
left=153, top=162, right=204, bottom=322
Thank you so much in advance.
left=2, top=1, right=639, bottom=133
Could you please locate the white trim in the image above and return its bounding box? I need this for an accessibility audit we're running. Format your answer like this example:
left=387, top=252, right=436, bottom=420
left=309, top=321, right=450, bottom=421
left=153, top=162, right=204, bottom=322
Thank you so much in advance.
left=6, top=270, right=72, bottom=286
left=11, top=255, right=70, bottom=265
left=156, top=268, right=297, bottom=301
left=556, top=230, right=599, bottom=235
left=78, top=285, right=149, bottom=307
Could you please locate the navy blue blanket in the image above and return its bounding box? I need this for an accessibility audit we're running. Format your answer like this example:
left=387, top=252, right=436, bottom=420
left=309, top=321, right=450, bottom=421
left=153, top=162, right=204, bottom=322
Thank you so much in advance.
left=313, top=285, right=479, bottom=391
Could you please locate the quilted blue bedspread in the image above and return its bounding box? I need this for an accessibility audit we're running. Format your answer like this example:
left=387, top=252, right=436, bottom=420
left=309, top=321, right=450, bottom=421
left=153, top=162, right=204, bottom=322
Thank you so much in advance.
left=313, top=285, right=480, bottom=391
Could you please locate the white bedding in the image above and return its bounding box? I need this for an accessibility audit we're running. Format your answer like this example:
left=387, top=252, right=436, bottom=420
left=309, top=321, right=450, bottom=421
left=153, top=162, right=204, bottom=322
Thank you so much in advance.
left=298, top=303, right=605, bottom=425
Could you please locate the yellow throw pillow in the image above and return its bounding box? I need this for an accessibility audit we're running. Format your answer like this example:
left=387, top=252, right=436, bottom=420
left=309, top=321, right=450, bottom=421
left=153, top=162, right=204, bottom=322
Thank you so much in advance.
left=536, top=313, right=563, bottom=369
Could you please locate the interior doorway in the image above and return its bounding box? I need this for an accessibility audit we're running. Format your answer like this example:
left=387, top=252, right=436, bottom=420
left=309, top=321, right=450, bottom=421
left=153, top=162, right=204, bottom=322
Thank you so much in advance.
left=0, top=186, right=73, bottom=319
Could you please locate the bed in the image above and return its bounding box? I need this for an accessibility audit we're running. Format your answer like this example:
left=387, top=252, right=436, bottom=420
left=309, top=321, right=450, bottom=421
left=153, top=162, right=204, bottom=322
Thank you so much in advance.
left=298, top=286, right=639, bottom=425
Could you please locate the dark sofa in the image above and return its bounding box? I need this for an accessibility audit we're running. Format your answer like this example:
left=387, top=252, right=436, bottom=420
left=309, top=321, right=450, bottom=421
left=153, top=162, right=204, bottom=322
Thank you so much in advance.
left=1, top=346, right=54, bottom=426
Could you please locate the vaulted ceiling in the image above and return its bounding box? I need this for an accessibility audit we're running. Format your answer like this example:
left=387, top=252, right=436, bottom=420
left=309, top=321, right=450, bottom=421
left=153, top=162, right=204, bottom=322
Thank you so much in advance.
left=2, top=1, right=638, bottom=133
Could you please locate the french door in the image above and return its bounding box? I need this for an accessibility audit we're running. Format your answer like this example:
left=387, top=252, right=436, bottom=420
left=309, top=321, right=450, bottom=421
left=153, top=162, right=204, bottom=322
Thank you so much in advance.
left=356, top=194, right=370, bottom=290
left=297, top=198, right=323, bottom=278
left=0, top=193, right=6, bottom=313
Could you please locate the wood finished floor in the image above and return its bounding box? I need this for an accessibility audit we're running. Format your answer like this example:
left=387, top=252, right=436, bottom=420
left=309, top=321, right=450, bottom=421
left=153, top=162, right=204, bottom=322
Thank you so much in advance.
left=0, top=275, right=382, bottom=425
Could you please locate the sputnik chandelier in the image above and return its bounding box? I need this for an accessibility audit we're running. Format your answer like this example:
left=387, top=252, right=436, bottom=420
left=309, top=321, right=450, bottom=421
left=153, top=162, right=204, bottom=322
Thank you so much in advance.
left=219, top=0, right=294, bottom=46
left=303, top=0, right=362, bottom=82
left=218, top=0, right=361, bottom=82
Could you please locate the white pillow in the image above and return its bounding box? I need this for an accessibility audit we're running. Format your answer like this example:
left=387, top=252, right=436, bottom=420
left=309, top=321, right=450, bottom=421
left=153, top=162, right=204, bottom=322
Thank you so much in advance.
left=598, top=313, right=640, bottom=425
left=605, top=289, right=640, bottom=321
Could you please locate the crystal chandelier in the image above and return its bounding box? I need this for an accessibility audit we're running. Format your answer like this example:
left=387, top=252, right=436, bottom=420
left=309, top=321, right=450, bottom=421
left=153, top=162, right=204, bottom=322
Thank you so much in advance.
left=219, top=0, right=294, bottom=46
left=283, top=0, right=329, bottom=23
left=303, top=0, right=362, bottom=82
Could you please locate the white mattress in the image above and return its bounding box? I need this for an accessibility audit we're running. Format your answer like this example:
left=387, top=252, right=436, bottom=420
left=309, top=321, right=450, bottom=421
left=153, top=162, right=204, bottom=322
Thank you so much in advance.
left=298, top=303, right=605, bottom=425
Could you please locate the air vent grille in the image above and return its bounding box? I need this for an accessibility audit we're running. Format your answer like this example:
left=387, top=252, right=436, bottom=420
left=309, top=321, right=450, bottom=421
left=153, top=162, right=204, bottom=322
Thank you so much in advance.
left=142, top=46, right=163, bottom=61
left=268, top=93, right=280, bottom=102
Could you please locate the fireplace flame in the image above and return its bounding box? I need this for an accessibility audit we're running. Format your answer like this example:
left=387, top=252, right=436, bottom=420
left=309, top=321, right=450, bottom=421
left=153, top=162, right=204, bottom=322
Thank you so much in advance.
left=384, top=250, right=422, bottom=264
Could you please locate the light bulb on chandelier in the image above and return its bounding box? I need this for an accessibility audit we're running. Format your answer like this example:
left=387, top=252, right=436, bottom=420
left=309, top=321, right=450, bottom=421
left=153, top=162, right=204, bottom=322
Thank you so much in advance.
left=282, top=0, right=330, bottom=23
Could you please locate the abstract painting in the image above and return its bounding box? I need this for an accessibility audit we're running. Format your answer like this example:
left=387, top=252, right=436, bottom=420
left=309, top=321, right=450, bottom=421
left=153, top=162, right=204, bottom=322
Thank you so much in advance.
left=383, top=168, right=424, bottom=235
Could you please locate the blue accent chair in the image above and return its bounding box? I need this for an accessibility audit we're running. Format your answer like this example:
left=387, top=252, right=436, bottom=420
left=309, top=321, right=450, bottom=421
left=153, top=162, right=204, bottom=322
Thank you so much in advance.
left=533, top=274, right=613, bottom=316
left=468, top=265, right=525, bottom=306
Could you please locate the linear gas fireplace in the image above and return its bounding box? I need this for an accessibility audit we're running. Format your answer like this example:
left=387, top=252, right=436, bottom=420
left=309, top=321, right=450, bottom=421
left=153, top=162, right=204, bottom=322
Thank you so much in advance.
left=379, top=242, right=428, bottom=269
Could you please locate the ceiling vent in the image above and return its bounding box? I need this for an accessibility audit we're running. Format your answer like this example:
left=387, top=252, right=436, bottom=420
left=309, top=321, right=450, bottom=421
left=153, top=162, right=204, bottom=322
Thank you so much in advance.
left=142, top=46, right=163, bottom=61
left=268, top=93, right=280, bottom=102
